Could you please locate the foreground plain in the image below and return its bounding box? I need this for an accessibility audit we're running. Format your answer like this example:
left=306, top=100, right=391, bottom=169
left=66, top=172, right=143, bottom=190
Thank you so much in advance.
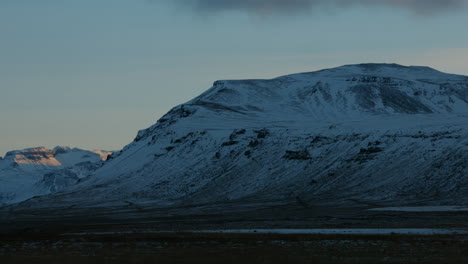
left=1, top=204, right=467, bottom=263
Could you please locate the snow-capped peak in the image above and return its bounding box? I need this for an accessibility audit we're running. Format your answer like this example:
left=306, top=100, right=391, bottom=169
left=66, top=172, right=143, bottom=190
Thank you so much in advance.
left=134, top=63, right=468, bottom=144
left=0, top=146, right=113, bottom=206
left=1, top=146, right=111, bottom=169
left=4, top=147, right=60, bottom=167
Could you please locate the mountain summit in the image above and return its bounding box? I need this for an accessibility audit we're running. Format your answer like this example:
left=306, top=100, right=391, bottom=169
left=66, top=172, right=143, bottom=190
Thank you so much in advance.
left=7, top=64, right=468, bottom=212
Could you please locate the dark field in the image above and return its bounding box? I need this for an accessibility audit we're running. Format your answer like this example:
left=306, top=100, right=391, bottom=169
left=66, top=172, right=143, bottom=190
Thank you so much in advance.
left=1, top=204, right=468, bottom=263
left=1, top=232, right=468, bottom=264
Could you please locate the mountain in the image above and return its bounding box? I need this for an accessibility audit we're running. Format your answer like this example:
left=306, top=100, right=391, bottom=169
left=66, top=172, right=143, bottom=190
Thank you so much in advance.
left=0, top=146, right=111, bottom=205
left=8, top=63, right=468, bottom=212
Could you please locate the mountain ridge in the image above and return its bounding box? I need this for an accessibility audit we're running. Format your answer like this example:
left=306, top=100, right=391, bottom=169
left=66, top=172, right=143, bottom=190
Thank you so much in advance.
left=4, top=63, right=468, bottom=212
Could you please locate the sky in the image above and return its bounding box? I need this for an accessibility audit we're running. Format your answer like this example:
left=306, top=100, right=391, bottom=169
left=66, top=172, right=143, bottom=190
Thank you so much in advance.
left=1, top=0, right=468, bottom=155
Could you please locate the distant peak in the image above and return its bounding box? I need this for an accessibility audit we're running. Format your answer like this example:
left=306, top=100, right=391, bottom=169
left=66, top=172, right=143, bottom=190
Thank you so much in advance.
left=53, top=146, right=73, bottom=155
left=53, top=146, right=72, bottom=151
left=5, top=146, right=49, bottom=157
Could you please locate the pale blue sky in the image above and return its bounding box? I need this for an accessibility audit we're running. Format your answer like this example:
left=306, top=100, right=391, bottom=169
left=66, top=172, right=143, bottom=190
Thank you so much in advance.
left=1, top=0, right=468, bottom=155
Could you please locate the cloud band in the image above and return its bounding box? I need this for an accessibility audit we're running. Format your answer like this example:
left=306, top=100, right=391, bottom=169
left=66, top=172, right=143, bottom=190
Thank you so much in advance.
left=175, top=0, right=468, bottom=15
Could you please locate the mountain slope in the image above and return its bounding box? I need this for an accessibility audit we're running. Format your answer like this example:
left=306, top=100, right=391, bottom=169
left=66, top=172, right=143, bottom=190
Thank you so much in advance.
left=11, top=63, right=468, bottom=210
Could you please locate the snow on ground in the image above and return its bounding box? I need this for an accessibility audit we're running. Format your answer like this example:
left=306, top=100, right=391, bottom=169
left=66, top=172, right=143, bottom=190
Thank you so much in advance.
left=368, top=206, right=468, bottom=212
left=195, top=229, right=468, bottom=235
left=64, top=228, right=468, bottom=236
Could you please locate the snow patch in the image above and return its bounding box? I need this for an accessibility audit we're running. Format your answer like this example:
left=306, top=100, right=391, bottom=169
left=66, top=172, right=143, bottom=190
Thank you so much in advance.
left=369, top=206, right=468, bottom=212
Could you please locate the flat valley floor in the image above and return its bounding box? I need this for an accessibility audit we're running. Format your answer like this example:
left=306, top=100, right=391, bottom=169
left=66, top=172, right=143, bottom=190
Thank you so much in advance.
left=1, top=204, right=467, bottom=263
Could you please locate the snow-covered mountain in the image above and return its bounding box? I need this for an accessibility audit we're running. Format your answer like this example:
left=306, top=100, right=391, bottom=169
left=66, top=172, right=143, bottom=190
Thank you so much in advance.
left=0, top=146, right=111, bottom=205
left=10, top=63, right=468, bottom=210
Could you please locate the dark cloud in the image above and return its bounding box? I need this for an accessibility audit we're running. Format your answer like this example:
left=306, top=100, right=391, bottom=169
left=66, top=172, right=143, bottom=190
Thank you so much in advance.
left=175, top=0, right=468, bottom=15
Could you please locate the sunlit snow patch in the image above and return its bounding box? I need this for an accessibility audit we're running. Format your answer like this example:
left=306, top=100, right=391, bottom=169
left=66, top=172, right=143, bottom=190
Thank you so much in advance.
left=64, top=228, right=468, bottom=236
left=193, top=229, right=468, bottom=235
left=368, top=206, right=468, bottom=212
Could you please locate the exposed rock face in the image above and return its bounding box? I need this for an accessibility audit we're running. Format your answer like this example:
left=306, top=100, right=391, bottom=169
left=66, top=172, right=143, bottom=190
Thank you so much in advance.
left=6, top=147, right=61, bottom=166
